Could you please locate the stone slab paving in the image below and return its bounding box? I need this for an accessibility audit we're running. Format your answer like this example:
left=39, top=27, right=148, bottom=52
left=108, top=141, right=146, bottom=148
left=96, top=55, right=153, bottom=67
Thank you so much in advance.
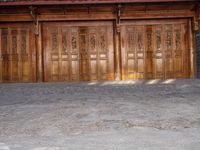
left=0, top=79, right=200, bottom=150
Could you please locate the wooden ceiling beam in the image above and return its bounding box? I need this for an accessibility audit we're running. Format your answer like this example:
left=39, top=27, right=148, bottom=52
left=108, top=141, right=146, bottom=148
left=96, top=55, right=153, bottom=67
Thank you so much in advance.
left=0, top=0, right=199, bottom=6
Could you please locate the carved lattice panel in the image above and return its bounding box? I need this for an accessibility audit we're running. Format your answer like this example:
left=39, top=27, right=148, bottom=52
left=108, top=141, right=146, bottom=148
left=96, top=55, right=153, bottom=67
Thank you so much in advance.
left=153, top=25, right=164, bottom=79
left=173, top=24, right=184, bottom=78
left=43, top=22, right=114, bottom=82
left=121, top=25, right=145, bottom=80
left=89, top=28, right=98, bottom=80
left=0, top=24, right=35, bottom=82
left=164, top=25, right=174, bottom=78
left=146, top=26, right=153, bottom=79
left=121, top=19, right=189, bottom=80
left=1, top=29, right=9, bottom=81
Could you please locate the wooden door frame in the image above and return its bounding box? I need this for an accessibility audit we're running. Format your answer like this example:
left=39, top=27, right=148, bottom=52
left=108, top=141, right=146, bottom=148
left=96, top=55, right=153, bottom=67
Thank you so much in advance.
left=35, top=22, right=44, bottom=82
left=0, top=22, right=37, bottom=82
left=0, top=29, right=2, bottom=82
left=189, top=18, right=197, bottom=78
left=37, top=18, right=197, bottom=82
left=41, top=21, right=115, bottom=82
left=119, top=18, right=193, bottom=79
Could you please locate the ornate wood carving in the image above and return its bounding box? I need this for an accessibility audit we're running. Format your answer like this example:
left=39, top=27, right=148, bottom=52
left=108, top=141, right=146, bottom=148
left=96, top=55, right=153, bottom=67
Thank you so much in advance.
left=90, top=34, right=96, bottom=51
left=156, top=30, right=161, bottom=50
left=147, top=30, right=152, bottom=51
left=52, top=33, right=57, bottom=50
left=62, top=32, right=67, bottom=52
left=128, top=32, right=134, bottom=50
left=100, top=34, right=106, bottom=52
left=137, top=32, right=143, bottom=51
left=12, top=30, right=17, bottom=54
left=71, top=32, right=77, bottom=51
left=0, top=24, right=36, bottom=83
left=21, top=30, right=27, bottom=54
left=1, top=29, right=8, bottom=54
left=175, top=30, right=181, bottom=50
left=43, top=22, right=114, bottom=82
left=166, top=31, right=172, bottom=49
left=121, top=19, right=189, bottom=80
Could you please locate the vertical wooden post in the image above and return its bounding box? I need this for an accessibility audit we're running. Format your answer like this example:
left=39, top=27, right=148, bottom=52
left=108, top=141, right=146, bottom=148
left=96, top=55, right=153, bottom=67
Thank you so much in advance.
left=0, top=29, right=2, bottom=82
left=35, top=22, right=43, bottom=82
left=114, top=22, right=122, bottom=80
left=189, top=18, right=197, bottom=78
left=114, top=5, right=122, bottom=80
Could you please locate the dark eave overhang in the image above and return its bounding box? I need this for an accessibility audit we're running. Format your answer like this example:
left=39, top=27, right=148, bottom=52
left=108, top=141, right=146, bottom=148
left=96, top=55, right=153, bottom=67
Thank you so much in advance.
left=0, top=0, right=199, bottom=6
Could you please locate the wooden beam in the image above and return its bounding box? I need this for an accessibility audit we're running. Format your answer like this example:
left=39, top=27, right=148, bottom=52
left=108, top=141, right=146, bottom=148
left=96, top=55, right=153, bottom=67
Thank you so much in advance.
left=114, top=21, right=122, bottom=80
left=121, top=11, right=195, bottom=19
left=0, top=15, right=32, bottom=22
left=114, top=5, right=122, bottom=80
left=0, top=29, right=2, bottom=83
left=0, top=10, right=194, bottom=22
left=189, top=19, right=197, bottom=78
left=35, top=22, right=43, bottom=82
left=38, top=13, right=115, bottom=21
left=0, top=0, right=198, bottom=6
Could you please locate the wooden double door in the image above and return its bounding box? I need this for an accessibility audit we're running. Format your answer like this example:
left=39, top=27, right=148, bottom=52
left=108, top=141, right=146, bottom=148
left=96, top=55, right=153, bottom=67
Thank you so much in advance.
left=43, top=19, right=190, bottom=82
left=0, top=20, right=190, bottom=83
left=121, top=19, right=190, bottom=79
left=0, top=24, right=36, bottom=82
left=43, top=22, right=114, bottom=82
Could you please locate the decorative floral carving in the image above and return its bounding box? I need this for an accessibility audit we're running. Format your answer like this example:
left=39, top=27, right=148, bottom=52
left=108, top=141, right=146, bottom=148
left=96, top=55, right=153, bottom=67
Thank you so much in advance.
left=156, top=31, right=161, bottom=50
left=128, top=33, right=134, bottom=50
left=1, top=29, right=8, bottom=54
left=12, top=35, right=17, bottom=54
left=80, top=34, right=86, bottom=53
left=72, top=32, right=77, bottom=50
left=166, top=31, right=172, bottom=49
left=52, top=33, right=57, bottom=50
left=21, top=30, right=27, bottom=54
left=175, top=30, right=181, bottom=50
left=137, top=32, right=143, bottom=51
left=90, top=34, right=96, bottom=51
left=147, top=31, right=152, bottom=50
left=100, top=34, right=106, bottom=51
left=62, top=33, right=67, bottom=52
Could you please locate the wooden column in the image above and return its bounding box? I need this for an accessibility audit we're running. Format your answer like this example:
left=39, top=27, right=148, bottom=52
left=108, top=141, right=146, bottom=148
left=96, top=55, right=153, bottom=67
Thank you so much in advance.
left=0, top=29, right=2, bottom=82
left=189, top=19, right=197, bottom=78
left=114, top=22, right=122, bottom=80
left=114, top=5, right=122, bottom=80
left=35, top=22, right=43, bottom=82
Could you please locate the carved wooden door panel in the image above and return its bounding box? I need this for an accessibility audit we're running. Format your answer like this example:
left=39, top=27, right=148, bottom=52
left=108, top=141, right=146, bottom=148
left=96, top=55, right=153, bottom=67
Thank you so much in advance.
left=0, top=24, right=36, bottom=83
left=47, top=28, right=59, bottom=81
left=79, top=28, right=89, bottom=81
left=121, top=19, right=189, bottom=80
left=70, top=28, right=80, bottom=81
left=164, top=25, right=174, bottom=79
left=88, top=26, right=114, bottom=80
left=121, top=26, right=145, bottom=80
left=172, top=24, right=188, bottom=78
left=162, top=23, right=188, bottom=79
left=43, top=22, right=114, bottom=82
left=146, top=26, right=154, bottom=79
left=43, top=26, right=80, bottom=81
left=88, top=28, right=98, bottom=80
left=153, top=25, right=164, bottom=79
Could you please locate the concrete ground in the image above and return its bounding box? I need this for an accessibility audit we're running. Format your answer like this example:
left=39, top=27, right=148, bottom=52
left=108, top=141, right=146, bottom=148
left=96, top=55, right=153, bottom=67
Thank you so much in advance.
left=0, top=79, right=200, bottom=150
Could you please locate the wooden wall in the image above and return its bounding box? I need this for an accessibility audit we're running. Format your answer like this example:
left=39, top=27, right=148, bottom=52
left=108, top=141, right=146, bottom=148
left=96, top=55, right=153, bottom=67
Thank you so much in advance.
left=0, top=2, right=199, bottom=82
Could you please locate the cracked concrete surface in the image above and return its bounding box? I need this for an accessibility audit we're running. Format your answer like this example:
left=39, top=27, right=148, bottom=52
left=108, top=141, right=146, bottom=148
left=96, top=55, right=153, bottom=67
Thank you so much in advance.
left=0, top=79, right=200, bottom=150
